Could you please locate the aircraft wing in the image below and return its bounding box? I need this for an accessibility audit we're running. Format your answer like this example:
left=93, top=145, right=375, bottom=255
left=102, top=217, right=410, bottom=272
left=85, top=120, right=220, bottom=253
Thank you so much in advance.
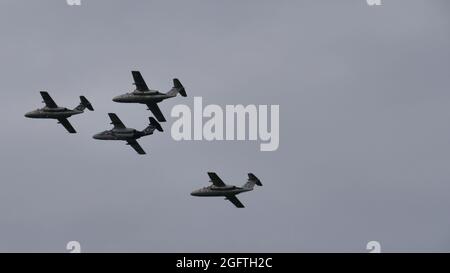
left=108, top=113, right=126, bottom=129
left=57, top=118, right=76, bottom=133
left=225, top=195, right=245, bottom=208
left=40, top=91, right=58, bottom=108
left=207, top=172, right=226, bottom=187
left=126, top=139, right=146, bottom=155
left=146, top=103, right=166, bottom=122
left=132, top=71, right=150, bottom=91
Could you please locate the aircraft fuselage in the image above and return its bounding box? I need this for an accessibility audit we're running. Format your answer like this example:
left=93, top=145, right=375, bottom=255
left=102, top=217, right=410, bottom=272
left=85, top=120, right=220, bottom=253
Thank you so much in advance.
left=93, top=128, right=144, bottom=141
left=24, top=107, right=82, bottom=119
left=112, top=90, right=175, bottom=104
left=190, top=185, right=251, bottom=197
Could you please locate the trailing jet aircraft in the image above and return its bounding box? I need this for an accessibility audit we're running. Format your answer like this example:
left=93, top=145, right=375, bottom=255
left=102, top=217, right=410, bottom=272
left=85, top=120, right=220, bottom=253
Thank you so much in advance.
left=112, top=71, right=187, bottom=122
left=93, top=113, right=163, bottom=155
left=191, top=172, right=263, bottom=208
left=25, top=91, right=94, bottom=133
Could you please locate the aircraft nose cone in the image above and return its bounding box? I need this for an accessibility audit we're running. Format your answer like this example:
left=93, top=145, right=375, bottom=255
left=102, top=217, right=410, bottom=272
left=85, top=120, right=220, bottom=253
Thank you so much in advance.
left=190, top=191, right=199, bottom=196
left=24, top=112, right=33, bottom=118
left=93, top=133, right=102, bottom=140
left=112, top=95, right=123, bottom=102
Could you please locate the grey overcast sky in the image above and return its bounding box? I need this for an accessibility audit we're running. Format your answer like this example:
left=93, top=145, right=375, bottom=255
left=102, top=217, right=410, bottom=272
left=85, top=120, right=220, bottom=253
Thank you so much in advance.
left=0, top=0, right=449, bottom=252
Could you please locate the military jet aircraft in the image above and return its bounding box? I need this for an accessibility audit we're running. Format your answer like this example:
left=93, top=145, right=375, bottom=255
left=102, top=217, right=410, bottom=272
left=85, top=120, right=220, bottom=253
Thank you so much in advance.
left=112, top=71, right=187, bottom=122
left=25, top=91, right=94, bottom=133
left=191, top=172, right=263, bottom=208
left=93, top=113, right=163, bottom=155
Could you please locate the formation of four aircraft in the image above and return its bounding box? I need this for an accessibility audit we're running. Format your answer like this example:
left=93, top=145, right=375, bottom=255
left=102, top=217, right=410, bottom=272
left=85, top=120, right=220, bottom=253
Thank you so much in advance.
left=25, top=71, right=262, bottom=207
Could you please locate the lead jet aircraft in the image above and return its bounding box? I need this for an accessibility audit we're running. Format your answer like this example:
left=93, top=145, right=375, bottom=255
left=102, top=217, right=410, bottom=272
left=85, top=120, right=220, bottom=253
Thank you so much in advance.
left=191, top=172, right=263, bottom=208
left=25, top=91, right=94, bottom=133
left=112, top=71, right=187, bottom=122
left=93, top=113, right=163, bottom=155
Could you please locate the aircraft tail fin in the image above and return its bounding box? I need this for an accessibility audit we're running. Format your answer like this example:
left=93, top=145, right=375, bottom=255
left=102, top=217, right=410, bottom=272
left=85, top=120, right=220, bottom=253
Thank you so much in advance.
left=149, top=117, right=163, bottom=132
left=166, top=78, right=187, bottom=97
left=143, top=117, right=163, bottom=135
left=75, top=96, right=94, bottom=111
left=243, top=173, right=262, bottom=189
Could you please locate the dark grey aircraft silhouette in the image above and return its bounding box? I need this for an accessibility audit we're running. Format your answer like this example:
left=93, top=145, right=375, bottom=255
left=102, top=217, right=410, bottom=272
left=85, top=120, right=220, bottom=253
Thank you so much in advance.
left=191, top=172, right=263, bottom=208
left=112, top=71, right=187, bottom=122
left=25, top=91, right=94, bottom=133
left=93, top=113, right=163, bottom=155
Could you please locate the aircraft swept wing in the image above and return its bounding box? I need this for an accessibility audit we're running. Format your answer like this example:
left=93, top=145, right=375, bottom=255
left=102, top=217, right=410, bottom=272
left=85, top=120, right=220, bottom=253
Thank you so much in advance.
left=57, top=118, right=76, bottom=133
left=126, top=139, right=146, bottom=155
left=225, top=195, right=245, bottom=208
left=108, top=113, right=126, bottom=129
left=207, top=172, right=226, bottom=187
left=146, top=103, right=166, bottom=122
left=132, top=71, right=150, bottom=91
left=40, top=91, right=58, bottom=108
